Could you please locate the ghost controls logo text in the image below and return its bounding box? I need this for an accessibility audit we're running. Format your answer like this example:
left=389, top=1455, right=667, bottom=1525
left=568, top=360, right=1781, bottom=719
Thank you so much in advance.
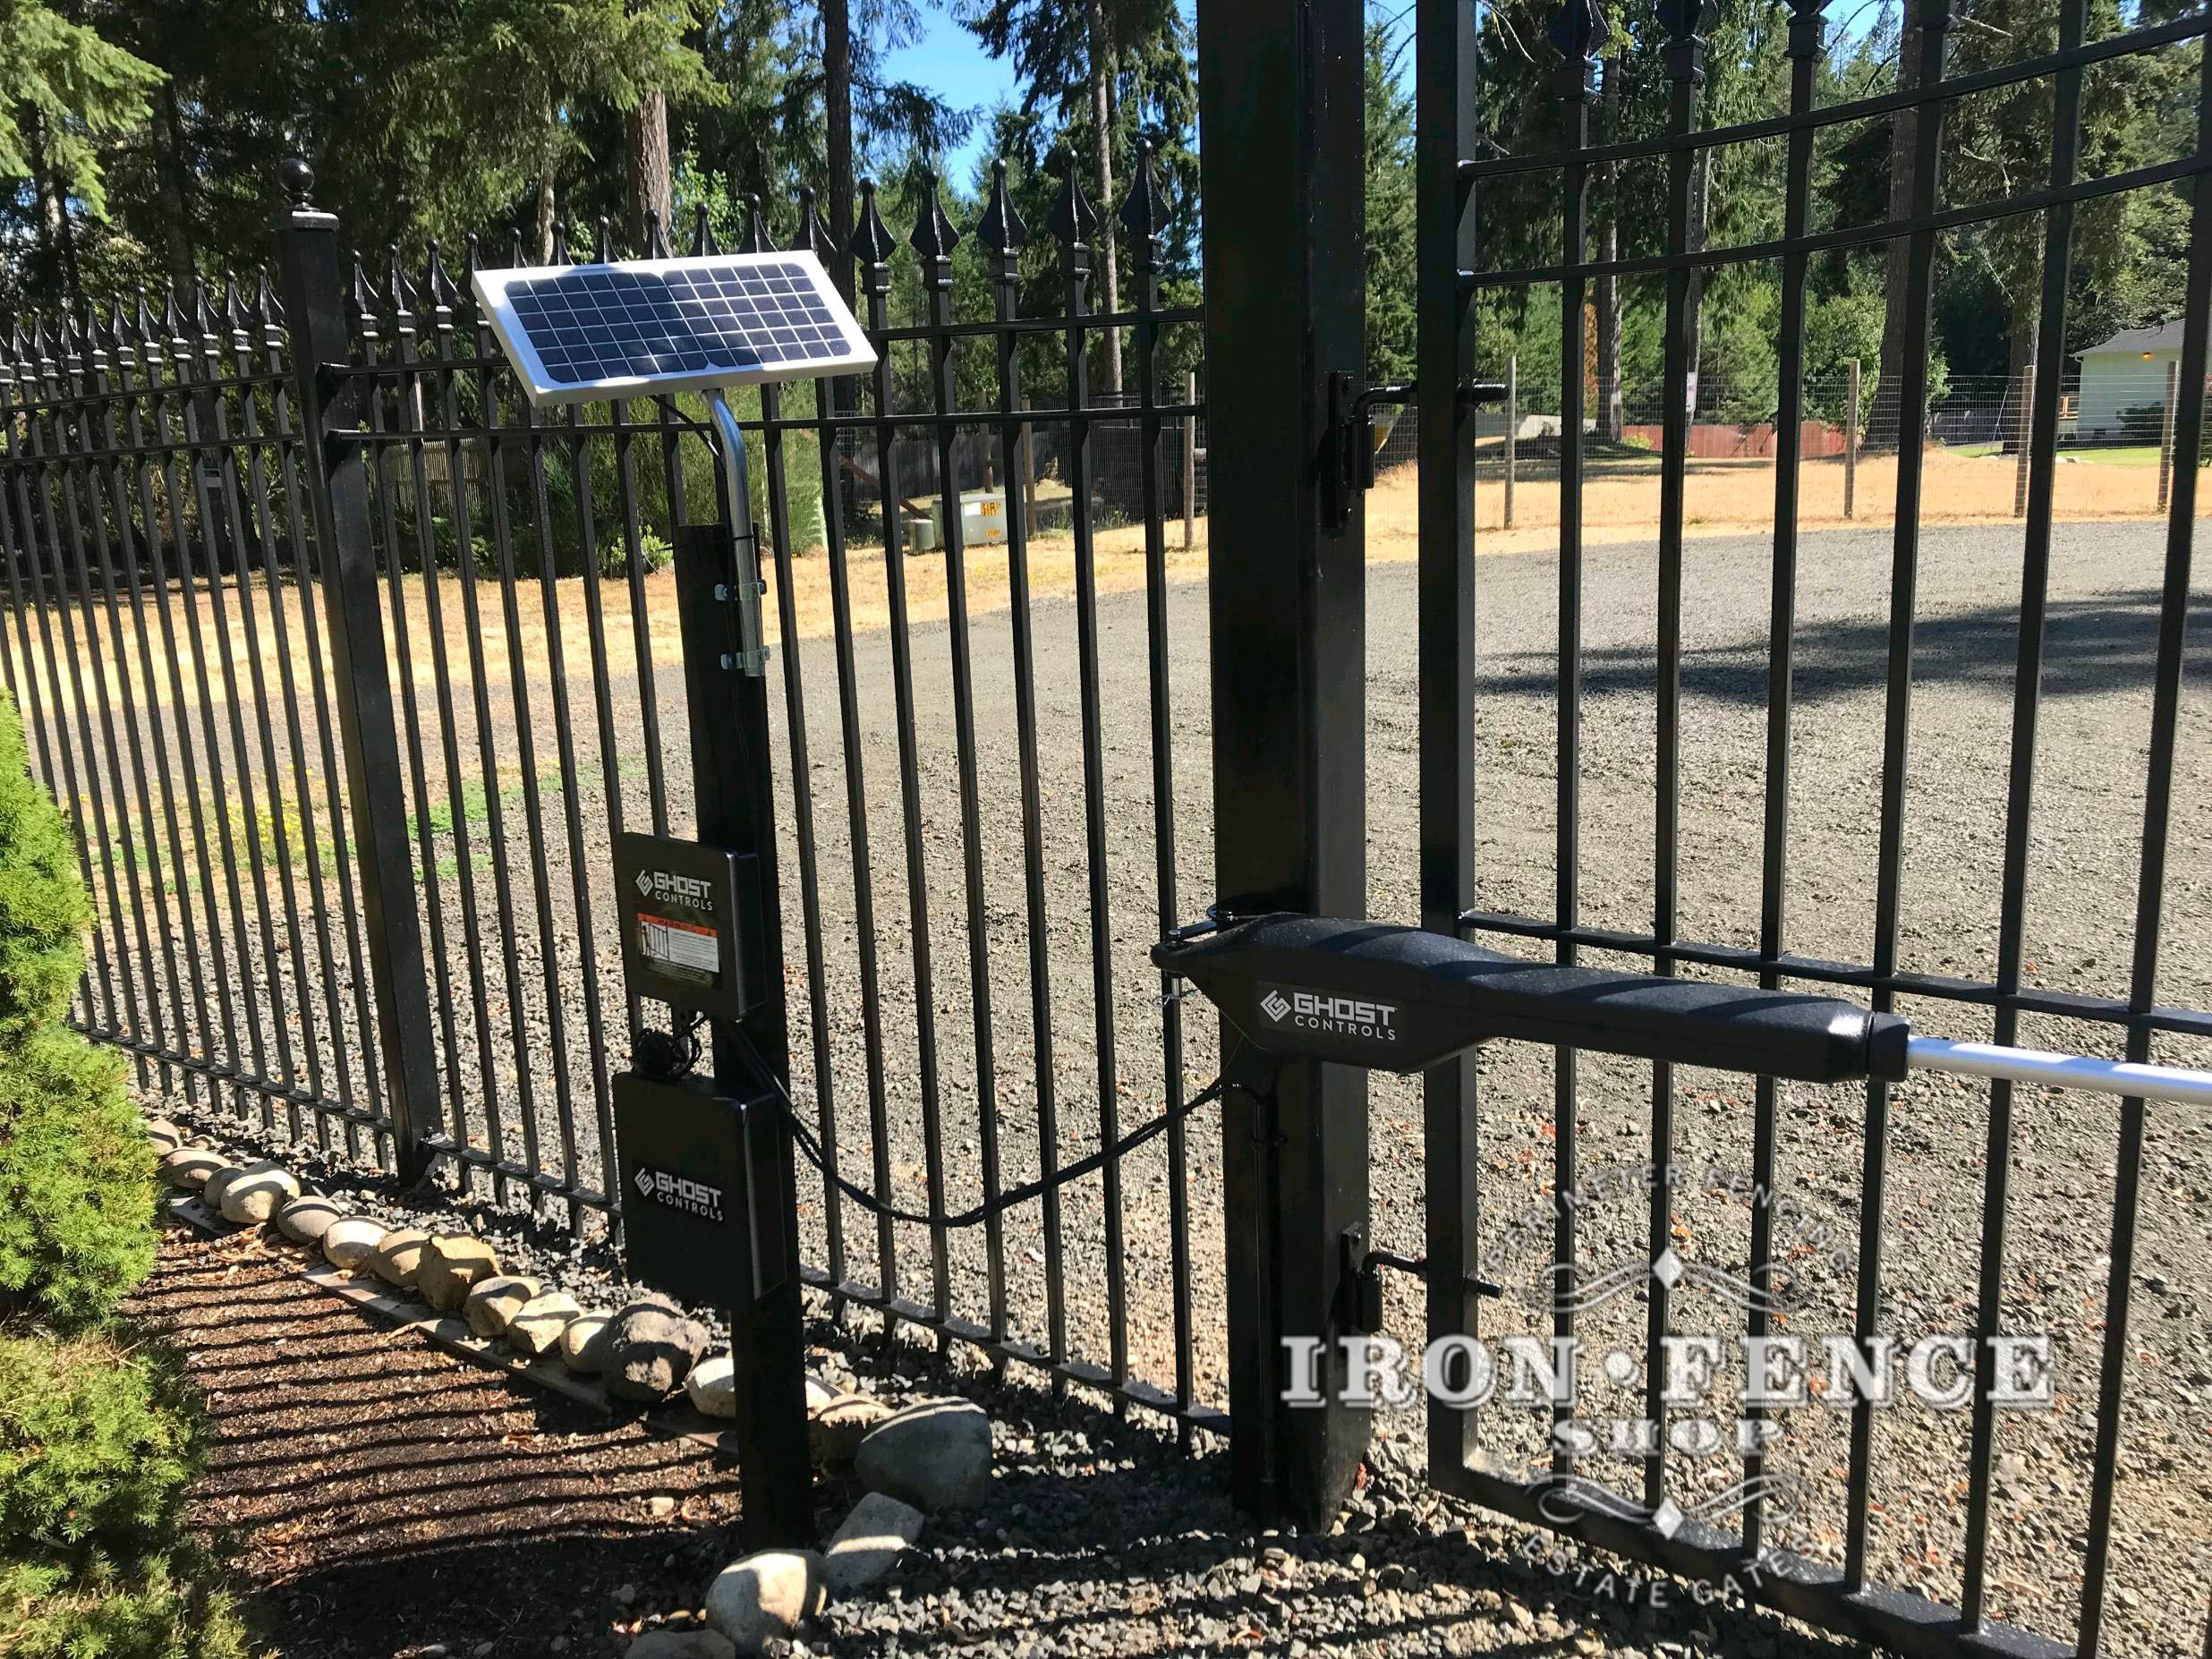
left=634, top=869, right=715, bottom=914
left=1258, top=983, right=1401, bottom=1044
left=633, top=1164, right=726, bottom=1223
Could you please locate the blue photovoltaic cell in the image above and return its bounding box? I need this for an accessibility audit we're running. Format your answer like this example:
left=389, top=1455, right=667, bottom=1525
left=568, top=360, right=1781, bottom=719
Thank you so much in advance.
left=503, top=260, right=853, bottom=386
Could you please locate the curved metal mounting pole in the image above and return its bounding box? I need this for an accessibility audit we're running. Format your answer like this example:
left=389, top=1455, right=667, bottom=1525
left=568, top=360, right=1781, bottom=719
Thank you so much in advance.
left=706, top=388, right=770, bottom=676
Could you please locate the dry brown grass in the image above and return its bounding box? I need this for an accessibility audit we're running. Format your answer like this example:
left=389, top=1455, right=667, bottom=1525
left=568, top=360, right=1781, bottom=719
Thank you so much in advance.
left=1438, top=443, right=2206, bottom=545
left=35, top=445, right=2206, bottom=715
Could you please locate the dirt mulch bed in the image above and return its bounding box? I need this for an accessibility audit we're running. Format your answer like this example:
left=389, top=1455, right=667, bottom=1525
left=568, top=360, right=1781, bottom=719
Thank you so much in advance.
left=125, top=1226, right=744, bottom=1658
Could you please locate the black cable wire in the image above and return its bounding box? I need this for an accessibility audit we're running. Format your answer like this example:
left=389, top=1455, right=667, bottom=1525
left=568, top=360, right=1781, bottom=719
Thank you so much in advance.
left=735, top=1025, right=1253, bottom=1231
left=780, top=1076, right=1230, bottom=1230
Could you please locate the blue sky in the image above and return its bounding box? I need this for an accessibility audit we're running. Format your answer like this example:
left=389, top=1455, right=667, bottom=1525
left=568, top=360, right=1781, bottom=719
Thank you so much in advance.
left=878, top=13, right=1018, bottom=174
left=877, top=2, right=1203, bottom=177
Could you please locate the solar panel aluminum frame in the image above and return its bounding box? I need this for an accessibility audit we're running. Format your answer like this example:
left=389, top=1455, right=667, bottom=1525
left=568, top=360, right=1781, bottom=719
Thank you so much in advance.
left=470, top=251, right=876, bottom=407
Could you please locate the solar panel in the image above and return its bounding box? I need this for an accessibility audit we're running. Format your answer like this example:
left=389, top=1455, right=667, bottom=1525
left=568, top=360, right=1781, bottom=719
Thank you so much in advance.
left=472, top=251, right=876, bottom=406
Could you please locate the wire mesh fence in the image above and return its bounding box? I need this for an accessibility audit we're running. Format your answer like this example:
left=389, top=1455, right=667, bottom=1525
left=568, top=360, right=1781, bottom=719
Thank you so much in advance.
left=1368, top=365, right=2212, bottom=531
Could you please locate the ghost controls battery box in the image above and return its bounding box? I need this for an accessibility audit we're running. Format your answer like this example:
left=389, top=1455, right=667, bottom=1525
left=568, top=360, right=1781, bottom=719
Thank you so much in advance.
left=614, top=831, right=761, bottom=1021
left=613, top=1070, right=789, bottom=1309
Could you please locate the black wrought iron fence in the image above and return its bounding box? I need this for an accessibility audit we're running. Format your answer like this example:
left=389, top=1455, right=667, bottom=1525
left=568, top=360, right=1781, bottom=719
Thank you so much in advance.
left=0, top=149, right=1217, bottom=1430
left=1418, top=0, right=2212, bottom=1655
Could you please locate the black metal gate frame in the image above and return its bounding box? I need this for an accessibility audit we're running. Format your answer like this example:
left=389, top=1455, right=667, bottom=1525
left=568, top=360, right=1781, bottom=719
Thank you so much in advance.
left=1418, top=0, right=2210, bottom=1655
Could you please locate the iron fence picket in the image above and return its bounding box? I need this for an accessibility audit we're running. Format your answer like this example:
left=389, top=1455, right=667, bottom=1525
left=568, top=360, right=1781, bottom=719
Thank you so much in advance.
left=416, top=251, right=514, bottom=1191
left=1746, top=0, right=1828, bottom=1564
left=546, top=253, right=634, bottom=1220
left=2078, top=17, right=2212, bottom=1650
left=915, top=172, right=1006, bottom=1352
left=112, top=310, right=227, bottom=1112
left=473, top=286, right=577, bottom=1210
left=1643, top=2, right=1707, bottom=1515
left=1124, top=142, right=1195, bottom=1433
left=511, top=225, right=617, bottom=1223
left=752, top=192, right=847, bottom=1297
left=4, top=340, right=102, bottom=1037
left=1961, top=0, right=2088, bottom=1621
left=983, top=162, right=1068, bottom=1374
left=166, top=292, right=278, bottom=1123
left=191, top=287, right=299, bottom=1117
left=857, top=180, right=948, bottom=1338
left=1553, top=5, right=1595, bottom=1489
left=446, top=253, right=548, bottom=1200
left=82, top=311, right=188, bottom=1104
left=131, top=312, right=252, bottom=1093
left=1848, top=0, right=1954, bottom=1592
left=58, top=321, right=165, bottom=1093
left=27, top=333, right=139, bottom=1071
left=1055, top=165, right=1130, bottom=1399
left=221, top=285, right=320, bottom=1139
left=807, top=228, right=899, bottom=1331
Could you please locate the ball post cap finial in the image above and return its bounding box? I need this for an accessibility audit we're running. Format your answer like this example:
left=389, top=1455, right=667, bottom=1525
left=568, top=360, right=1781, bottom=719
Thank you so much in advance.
left=280, top=157, right=315, bottom=208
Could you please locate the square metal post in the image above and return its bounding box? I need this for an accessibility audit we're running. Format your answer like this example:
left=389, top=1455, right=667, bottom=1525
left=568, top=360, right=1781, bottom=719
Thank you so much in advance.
left=671, top=498, right=812, bottom=1548
left=1197, top=0, right=1371, bottom=1525
left=275, top=165, right=441, bottom=1184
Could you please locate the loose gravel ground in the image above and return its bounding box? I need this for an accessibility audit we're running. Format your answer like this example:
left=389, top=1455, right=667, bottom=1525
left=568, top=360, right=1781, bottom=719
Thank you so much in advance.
left=94, top=514, right=2212, bottom=1656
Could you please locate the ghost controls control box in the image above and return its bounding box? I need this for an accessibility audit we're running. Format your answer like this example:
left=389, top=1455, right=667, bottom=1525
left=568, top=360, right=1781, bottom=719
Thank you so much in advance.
left=614, top=831, right=762, bottom=1021
left=613, top=1070, right=789, bottom=1309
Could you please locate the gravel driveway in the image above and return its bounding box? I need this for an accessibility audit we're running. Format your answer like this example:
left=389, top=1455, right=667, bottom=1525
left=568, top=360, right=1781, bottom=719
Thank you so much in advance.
left=71, top=515, right=2212, bottom=1656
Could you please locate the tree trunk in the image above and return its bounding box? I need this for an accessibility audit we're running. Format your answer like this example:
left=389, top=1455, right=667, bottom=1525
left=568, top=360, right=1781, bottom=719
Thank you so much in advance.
left=27, top=116, right=81, bottom=304
left=1686, top=143, right=1712, bottom=387
left=1086, top=0, right=1123, bottom=395
left=823, top=0, right=859, bottom=533
left=1870, top=0, right=1924, bottom=450
left=536, top=98, right=559, bottom=264
left=626, top=87, right=672, bottom=252
left=1595, top=51, right=1623, bottom=439
left=824, top=0, right=855, bottom=300
left=156, top=84, right=196, bottom=281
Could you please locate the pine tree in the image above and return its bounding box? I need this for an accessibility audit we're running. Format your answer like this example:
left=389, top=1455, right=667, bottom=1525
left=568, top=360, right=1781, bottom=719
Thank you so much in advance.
left=1365, top=22, right=1417, bottom=385
left=0, top=0, right=162, bottom=304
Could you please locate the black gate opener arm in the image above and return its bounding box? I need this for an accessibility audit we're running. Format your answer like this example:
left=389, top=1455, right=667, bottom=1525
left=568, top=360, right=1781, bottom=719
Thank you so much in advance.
left=1153, top=915, right=1910, bottom=1085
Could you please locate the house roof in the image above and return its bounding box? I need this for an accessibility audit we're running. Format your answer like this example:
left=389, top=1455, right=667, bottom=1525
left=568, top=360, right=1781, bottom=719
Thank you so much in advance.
left=2082, top=319, right=2188, bottom=355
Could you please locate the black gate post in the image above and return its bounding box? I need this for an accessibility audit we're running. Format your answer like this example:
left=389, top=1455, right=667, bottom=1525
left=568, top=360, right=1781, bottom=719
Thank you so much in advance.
left=1196, top=0, right=1371, bottom=1525
left=275, top=160, right=440, bottom=1184
left=669, top=509, right=812, bottom=1549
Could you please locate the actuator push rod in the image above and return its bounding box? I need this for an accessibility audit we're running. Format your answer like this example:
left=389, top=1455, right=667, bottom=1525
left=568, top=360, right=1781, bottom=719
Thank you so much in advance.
left=1906, top=1036, right=2212, bottom=1108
